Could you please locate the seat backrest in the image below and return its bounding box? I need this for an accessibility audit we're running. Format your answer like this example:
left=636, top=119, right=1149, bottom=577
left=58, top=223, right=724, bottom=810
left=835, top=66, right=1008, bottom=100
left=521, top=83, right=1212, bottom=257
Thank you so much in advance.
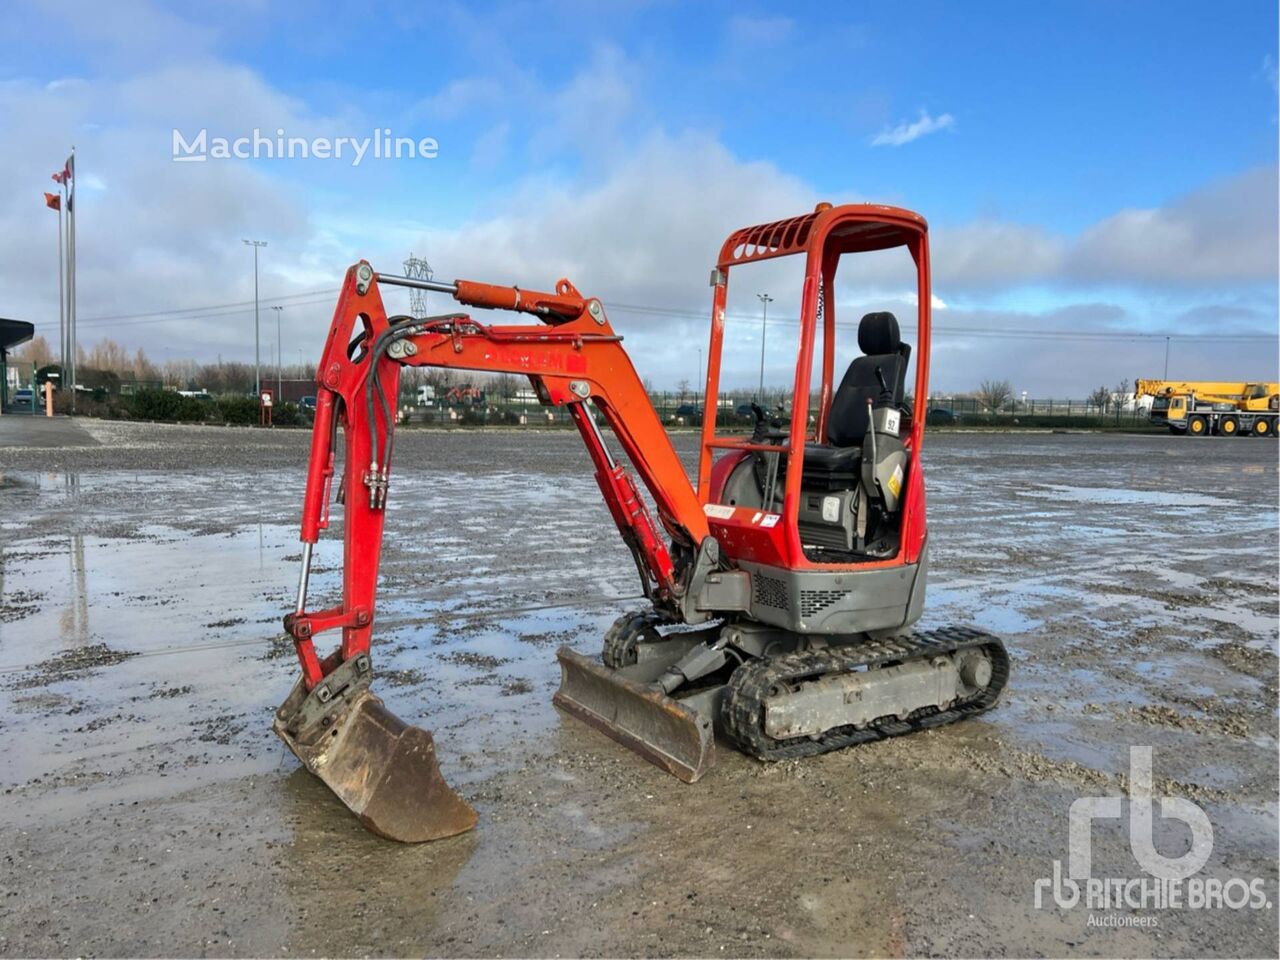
left=826, top=312, right=911, bottom=447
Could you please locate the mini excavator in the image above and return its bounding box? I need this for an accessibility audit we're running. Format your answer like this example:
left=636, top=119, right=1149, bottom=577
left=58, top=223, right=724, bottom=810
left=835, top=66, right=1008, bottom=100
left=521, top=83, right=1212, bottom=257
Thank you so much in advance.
left=274, top=203, right=1009, bottom=842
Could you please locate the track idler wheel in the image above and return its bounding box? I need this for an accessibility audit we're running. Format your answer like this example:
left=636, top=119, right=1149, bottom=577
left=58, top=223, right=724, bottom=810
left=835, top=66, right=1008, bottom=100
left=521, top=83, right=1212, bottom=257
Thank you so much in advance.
left=274, top=654, right=478, bottom=843
left=601, top=609, right=667, bottom=668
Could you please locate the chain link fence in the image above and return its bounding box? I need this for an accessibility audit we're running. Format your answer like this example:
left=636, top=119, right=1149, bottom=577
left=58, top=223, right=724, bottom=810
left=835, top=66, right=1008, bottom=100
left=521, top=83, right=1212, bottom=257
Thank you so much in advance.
left=395, top=389, right=1155, bottom=430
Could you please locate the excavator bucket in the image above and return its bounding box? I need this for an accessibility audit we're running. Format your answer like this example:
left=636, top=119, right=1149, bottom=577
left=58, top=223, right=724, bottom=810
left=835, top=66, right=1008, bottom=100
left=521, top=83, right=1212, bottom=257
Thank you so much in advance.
left=273, top=658, right=477, bottom=843
left=553, top=647, right=716, bottom=783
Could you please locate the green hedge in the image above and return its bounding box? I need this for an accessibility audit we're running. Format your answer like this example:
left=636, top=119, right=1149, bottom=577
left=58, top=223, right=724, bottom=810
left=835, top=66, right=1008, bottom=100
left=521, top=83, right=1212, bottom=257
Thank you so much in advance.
left=273, top=401, right=303, bottom=426
left=125, top=389, right=306, bottom=426
left=214, top=395, right=259, bottom=425
left=129, top=389, right=210, bottom=422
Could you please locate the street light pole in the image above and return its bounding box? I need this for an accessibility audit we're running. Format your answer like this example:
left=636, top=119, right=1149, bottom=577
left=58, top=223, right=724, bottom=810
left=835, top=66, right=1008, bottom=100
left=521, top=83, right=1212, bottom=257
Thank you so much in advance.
left=272, top=305, right=283, bottom=400
left=243, top=239, right=267, bottom=397
left=1163, top=336, right=1170, bottom=378
left=756, top=293, right=773, bottom=401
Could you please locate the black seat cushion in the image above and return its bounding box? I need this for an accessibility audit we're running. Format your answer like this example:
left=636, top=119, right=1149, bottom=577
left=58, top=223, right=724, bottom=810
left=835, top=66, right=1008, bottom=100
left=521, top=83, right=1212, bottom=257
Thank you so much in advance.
left=802, top=443, right=859, bottom=474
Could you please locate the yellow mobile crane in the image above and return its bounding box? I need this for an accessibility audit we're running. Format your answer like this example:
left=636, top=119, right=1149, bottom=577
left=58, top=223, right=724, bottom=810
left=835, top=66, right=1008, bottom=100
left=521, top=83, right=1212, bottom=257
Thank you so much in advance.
left=1134, top=380, right=1279, bottom=437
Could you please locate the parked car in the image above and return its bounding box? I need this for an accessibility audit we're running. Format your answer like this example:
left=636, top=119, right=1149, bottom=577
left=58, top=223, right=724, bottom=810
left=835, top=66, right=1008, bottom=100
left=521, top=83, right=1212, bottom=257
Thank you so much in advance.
left=12, top=388, right=35, bottom=409
left=926, top=407, right=960, bottom=426
left=300, top=395, right=317, bottom=411
left=674, top=403, right=702, bottom=425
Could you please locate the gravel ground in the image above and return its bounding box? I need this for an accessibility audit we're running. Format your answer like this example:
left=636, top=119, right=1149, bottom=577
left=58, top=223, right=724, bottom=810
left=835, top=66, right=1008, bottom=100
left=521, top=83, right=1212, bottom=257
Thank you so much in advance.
left=0, top=418, right=1276, bottom=957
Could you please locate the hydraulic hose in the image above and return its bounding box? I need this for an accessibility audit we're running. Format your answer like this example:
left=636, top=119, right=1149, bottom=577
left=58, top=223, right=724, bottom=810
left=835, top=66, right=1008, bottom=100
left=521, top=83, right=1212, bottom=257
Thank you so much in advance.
left=364, top=315, right=465, bottom=506
left=364, top=315, right=415, bottom=499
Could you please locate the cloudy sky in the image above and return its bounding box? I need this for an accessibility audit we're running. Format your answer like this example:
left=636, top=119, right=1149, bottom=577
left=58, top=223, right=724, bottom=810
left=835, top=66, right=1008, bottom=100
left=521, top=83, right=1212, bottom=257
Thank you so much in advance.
left=2, top=0, right=1277, bottom=395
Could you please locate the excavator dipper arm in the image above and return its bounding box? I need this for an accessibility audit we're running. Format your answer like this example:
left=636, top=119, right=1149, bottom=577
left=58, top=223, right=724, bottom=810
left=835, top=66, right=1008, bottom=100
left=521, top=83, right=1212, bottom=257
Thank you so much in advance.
left=285, top=263, right=707, bottom=683
left=274, top=262, right=711, bottom=839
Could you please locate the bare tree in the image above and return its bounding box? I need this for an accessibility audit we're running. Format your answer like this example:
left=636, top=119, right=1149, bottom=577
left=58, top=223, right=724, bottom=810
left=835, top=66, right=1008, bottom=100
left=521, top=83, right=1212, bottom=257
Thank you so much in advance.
left=1087, top=385, right=1110, bottom=411
left=12, top=335, right=54, bottom=368
left=677, top=379, right=690, bottom=403
left=490, top=373, right=523, bottom=401
left=161, top=359, right=200, bottom=388
left=976, top=378, right=1014, bottom=413
left=1110, top=379, right=1130, bottom=412
left=423, top=367, right=458, bottom=392
left=84, top=338, right=131, bottom=374
left=133, top=347, right=159, bottom=382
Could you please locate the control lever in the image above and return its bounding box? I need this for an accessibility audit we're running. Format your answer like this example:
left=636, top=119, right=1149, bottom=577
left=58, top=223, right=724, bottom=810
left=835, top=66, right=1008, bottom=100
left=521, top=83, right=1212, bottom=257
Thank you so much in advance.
left=874, top=365, right=892, bottom=402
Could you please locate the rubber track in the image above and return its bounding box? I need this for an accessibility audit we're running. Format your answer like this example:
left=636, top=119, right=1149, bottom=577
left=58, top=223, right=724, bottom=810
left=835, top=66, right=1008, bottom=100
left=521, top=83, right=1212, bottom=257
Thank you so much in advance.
left=601, top=608, right=667, bottom=668
left=722, top=625, right=1010, bottom=761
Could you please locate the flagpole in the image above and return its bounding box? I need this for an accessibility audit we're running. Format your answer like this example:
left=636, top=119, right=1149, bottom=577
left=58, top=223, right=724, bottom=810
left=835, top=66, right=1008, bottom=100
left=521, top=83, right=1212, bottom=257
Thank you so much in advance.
left=56, top=190, right=65, bottom=381
left=68, top=146, right=76, bottom=413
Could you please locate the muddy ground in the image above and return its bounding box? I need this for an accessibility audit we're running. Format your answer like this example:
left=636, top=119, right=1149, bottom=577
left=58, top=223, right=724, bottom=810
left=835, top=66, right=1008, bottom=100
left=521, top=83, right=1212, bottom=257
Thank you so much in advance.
left=0, top=419, right=1275, bottom=958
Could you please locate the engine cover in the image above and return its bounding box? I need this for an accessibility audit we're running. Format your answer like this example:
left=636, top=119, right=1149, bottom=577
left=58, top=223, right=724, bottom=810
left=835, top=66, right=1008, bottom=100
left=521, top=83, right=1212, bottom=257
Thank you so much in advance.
left=797, top=487, right=860, bottom=551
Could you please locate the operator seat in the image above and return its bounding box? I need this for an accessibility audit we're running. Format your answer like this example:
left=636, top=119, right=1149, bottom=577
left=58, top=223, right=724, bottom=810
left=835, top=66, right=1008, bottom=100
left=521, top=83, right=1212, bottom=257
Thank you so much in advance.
left=802, top=311, right=911, bottom=485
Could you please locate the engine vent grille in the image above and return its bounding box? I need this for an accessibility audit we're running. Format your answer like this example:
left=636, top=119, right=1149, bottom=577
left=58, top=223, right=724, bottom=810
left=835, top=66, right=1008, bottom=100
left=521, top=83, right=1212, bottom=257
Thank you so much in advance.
left=752, top=574, right=789, bottom=610
left=800, top=588, right=848, bottom=619
left=798, top=521, right=851, bottom=551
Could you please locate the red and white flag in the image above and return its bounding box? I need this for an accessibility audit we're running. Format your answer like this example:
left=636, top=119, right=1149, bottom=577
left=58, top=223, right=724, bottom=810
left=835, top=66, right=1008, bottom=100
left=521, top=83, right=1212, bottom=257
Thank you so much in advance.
left=51, top=155, right=72, bottom=184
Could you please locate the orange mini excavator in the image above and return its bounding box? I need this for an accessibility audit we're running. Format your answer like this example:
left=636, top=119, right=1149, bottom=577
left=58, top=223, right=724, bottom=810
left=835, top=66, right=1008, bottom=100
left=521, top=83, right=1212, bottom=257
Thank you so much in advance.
left=274, top=203, right=1009, bottom=842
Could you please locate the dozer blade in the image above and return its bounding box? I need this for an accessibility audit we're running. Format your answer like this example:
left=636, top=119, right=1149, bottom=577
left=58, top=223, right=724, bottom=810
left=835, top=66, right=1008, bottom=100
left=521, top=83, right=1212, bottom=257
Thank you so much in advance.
left=274, top=658, right=477, bottom=843
left=553, top=646, right=716, bottom=783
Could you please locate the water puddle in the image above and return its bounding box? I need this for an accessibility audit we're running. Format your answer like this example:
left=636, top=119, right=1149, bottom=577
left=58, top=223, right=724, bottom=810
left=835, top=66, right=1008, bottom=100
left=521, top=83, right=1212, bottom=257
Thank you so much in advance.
left=1018, top=483, right=1232, bottom=508
left=0, top=470, right=642, bottom=800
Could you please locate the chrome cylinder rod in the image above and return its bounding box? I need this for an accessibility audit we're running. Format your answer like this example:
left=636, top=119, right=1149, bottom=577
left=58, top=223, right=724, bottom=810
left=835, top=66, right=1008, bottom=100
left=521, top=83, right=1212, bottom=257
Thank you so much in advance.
left=295, top=541, right=313, bottom=614
left=375, top=273, right=458, bottom=294
left=578, top=401, right=618, bottom=471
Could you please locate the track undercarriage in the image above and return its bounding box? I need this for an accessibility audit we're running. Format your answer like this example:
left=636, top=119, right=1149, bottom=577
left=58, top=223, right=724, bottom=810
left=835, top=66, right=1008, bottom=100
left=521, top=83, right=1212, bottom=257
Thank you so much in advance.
left=554, top=610, right=1009, bottom=781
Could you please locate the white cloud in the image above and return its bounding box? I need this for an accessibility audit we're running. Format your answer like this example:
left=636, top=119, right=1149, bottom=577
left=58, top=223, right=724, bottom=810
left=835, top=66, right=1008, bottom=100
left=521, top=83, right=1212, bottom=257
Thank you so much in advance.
left=411, top=77, right=508, bottom=123
left=1066, top=166, right=1278, bottom=284
left=530, top=44, right=640, bottom=163
left=415, top=132, right=815, bottom=306
left=926, top=301, right=1278, bottom=397
left=870, top=109, right=955, bottom=147
left=933, top=222, right=1065, bottom=288
left=927, top=166, right=1278, bottom=291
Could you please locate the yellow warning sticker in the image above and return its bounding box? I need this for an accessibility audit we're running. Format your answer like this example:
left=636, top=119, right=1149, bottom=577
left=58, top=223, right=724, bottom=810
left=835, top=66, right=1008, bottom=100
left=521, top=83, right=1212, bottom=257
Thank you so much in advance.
left=887, top=465, right=903, bottom=498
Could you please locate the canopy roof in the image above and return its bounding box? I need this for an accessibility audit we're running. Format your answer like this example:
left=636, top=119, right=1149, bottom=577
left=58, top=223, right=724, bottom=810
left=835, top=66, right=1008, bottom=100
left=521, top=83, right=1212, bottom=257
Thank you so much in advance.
left=0, top=318, right=34, bottom=353
left=717, top=204, right=927, bottom=269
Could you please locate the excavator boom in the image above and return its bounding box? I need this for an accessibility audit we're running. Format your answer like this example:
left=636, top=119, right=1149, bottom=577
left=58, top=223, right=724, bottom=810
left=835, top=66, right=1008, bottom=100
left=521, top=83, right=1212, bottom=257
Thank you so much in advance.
left=276, top=263, right=715, bottom=838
